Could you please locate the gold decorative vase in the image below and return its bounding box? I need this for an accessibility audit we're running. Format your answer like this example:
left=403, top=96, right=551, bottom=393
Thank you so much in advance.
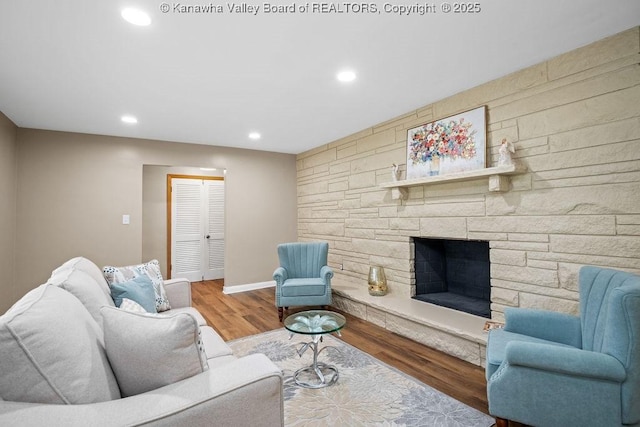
left=368, top=266, right=388, bottom=296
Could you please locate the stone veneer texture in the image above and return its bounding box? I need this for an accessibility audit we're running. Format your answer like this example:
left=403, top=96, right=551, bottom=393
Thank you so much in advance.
left=296, top=27, right=640, bottom=322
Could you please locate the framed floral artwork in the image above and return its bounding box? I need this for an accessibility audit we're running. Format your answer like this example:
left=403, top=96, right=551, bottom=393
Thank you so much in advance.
left=406, top=106, right=486, bottom=179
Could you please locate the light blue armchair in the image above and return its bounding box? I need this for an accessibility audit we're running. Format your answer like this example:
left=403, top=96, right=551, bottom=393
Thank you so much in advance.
left=486, top=266, right=640, bottom=427
left=273, top=242, right=333, bottom=322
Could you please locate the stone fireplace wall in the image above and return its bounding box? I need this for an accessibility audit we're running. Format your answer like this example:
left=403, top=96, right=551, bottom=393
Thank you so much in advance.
left=296, top=27, right=640, bottom=322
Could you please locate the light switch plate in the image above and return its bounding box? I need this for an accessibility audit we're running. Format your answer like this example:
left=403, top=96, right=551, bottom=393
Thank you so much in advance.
left=122, top=214, right=130, bottom=225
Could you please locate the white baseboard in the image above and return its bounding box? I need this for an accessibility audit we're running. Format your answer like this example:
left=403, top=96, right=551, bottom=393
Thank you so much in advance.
left=223, top=280, right=276, bottom=294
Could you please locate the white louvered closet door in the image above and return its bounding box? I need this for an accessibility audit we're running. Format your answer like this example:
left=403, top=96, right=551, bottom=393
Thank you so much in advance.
left=171, top=178, right=224, bottom=281
left=204, top=180, right=224, bottom=280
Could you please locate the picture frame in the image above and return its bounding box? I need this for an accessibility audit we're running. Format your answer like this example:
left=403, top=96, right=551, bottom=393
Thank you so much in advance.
left=406, top=106, right=487, bottom=179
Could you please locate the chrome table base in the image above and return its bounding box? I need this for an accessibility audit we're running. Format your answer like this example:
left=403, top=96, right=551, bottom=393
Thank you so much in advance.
left=292, top=335, right=340, bottom=388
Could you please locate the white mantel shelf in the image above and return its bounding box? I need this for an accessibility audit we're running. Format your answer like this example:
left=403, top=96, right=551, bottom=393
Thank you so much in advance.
left=381, top=164, right=526, bottom=199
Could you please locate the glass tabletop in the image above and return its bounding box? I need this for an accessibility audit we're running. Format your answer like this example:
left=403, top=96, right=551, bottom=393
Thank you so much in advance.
left=284, top=310, right=346, bottom=335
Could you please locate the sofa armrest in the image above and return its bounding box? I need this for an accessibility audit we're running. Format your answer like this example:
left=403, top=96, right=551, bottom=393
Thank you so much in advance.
left=164, top=277, right=191, bottom=309
left=504, top=307, right=582, bottom=347
left=0, top=354, right=283, bottom=427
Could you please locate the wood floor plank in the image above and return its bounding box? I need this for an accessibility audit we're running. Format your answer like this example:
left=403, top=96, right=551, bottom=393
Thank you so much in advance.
left=191, top=279, right=492, bottom=416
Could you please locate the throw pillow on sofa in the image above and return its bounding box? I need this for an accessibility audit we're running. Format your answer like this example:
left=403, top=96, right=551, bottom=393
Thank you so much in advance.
left=0, top=285, right=120, bottom=404
left=119, top=297, right=149, bottom=313
left=101, top=306, right=209, bottom=397
left=109, top=275, right=157, bottom=313
left=47, top=263, right=116, bottom=330
left=51, top=256, right=112, bottom=298
left=103, top=259, right=171, bottom=312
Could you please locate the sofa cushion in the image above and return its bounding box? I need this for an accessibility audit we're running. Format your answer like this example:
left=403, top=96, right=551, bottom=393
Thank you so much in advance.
left=200, top=326, right=234, bottom=360
left=169, top=306, right=208, bottom=326
left=48, top=263, right=115, bottom=329
left=119, top=299, right=209, bottom=328
left=0, top=285, right=120, bottom=404
left=52, top=257, right=112, bottom=296
left=103, top=259, right=171, bottom=312
left=109, top=275, right=157, bottom=313
left=101, top=306, right=209, bottom=397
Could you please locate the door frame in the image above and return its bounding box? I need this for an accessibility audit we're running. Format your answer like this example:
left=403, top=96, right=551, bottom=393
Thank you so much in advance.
left=166, top=174, right=225, bottom=279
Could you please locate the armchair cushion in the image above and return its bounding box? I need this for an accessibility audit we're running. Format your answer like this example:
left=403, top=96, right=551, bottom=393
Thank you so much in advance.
left=0, top=285, right=120, bottom=404
left=101, top=306, right=209, bottom=397
left=280, top=278, right=327, bottom=297
left=103, top=259, right=171, bottom=312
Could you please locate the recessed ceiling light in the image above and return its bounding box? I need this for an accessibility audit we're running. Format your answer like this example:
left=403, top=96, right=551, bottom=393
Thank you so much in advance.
left=248, top=132, right=261, bottom=140
left=121, top=115, right=138, bottom=124
left=337, top=70, right=357, bottom=83
left=121, top=8, right=151, bottom=26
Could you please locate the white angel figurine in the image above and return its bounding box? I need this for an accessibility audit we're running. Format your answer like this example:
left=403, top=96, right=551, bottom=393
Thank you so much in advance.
left=391, top=163, right=400, bottom=181
left=498, top=138, right=515, bottom=166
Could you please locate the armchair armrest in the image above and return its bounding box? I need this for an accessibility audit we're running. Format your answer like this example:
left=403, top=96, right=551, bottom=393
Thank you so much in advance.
left=163, top=278, right=191, bottom=309
left=320, top=265, right=334, bottom=282
left=273, top=267, right=288, bottom=286
left=505, top=341, right=626, bottom=382
left=504, top=307, right=582, bottom=347
left=0, top=354, right=284, bottom=427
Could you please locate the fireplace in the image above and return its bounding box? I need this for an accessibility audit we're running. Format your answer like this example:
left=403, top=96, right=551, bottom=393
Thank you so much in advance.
left=412, top=238, right=490, bottom=318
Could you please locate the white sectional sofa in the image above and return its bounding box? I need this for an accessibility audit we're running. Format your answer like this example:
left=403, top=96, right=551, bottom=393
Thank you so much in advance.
left=0, top=257, right=284, bottom=426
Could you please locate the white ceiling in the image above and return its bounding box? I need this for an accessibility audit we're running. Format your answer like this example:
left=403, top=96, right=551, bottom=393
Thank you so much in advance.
left=1, top=1, right=639, bottom=154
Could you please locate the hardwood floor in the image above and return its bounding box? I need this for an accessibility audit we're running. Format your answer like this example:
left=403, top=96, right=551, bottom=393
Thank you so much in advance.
left=192, top=279, right=492, bottom=416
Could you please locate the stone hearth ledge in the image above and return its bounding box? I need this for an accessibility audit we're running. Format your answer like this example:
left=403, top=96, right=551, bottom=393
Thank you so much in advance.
left=331, top=276, right=488, bottom=366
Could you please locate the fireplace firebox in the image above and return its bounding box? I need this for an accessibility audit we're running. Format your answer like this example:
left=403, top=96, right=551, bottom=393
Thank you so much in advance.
left=412, top=238, right=490, bottom=318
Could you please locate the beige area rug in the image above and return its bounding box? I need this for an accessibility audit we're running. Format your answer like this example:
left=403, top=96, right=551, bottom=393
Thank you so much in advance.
left=228, top=328, right=495, bottom=427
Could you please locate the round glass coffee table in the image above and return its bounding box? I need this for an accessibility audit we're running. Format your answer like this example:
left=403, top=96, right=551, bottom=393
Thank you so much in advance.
left=283, top=310, right=346, bottom=388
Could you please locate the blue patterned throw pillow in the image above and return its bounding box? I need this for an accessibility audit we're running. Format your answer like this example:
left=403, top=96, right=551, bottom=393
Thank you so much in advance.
left=109, top=275, right=157, bottom=313
left=103, top=259, right=171, bottom=312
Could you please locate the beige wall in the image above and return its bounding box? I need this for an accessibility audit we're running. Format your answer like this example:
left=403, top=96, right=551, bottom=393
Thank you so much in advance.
left=13, top=129, right=297, bottom=302
left=0, top=113, right=18, bottom=312
left=297, top=27, right=640, bottom=320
